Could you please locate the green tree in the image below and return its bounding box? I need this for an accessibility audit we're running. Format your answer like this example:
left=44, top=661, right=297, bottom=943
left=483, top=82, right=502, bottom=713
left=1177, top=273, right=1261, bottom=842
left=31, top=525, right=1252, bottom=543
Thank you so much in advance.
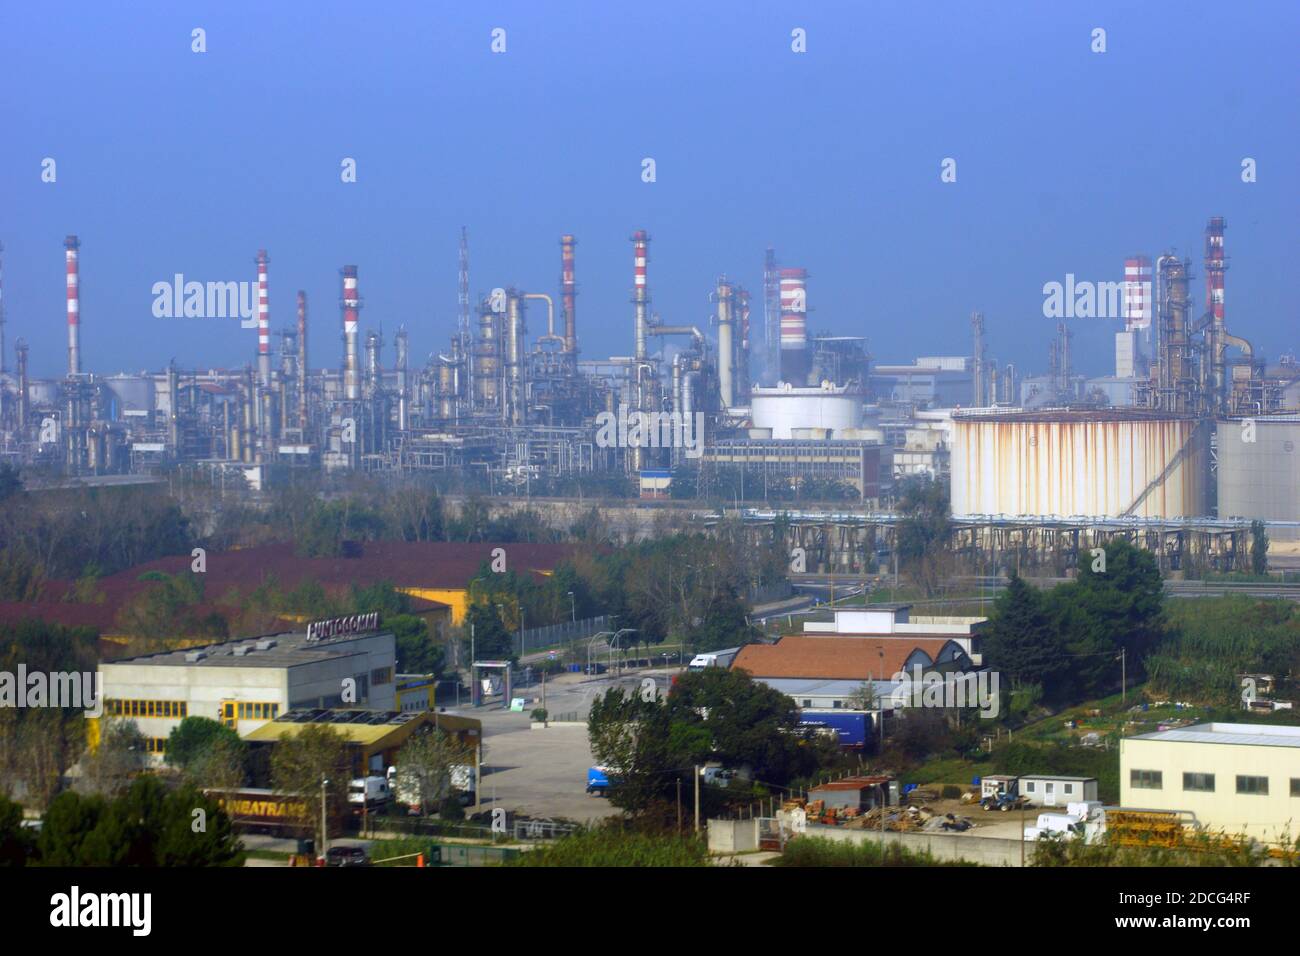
left=464, top=603, right=515, bottom=662
left=1046, top=539, right=1166, bottom=700
left=587, top=687, right=681, bottom=820
left=392, top=728, right=474, bottom=816
left=1250, top=520, right=1269, bottom=576
left=984, top=575, right=1069, bottom=700
left=665, top=667, right=814, bottom=785
left=36, top=790, right=107, bottom=866
left=155, top=784, right=244, bottom=867
left=35, top=778, right=242, bottom=867
left=895, top=476, right=952, bottom=597
left=165, top=717, right=246, bottom=790
left=0, top=794, right=35, bottom=866
left=270, top=725, right=349, bottom=848
left=390, top=614, right=445, bottom=675
left=76, top=718, right=148, bottom=797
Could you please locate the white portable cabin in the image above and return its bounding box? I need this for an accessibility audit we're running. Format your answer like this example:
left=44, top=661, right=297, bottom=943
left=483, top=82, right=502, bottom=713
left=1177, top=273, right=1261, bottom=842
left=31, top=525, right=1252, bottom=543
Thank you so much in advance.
left=1017, top=774, right=1098, bottom=807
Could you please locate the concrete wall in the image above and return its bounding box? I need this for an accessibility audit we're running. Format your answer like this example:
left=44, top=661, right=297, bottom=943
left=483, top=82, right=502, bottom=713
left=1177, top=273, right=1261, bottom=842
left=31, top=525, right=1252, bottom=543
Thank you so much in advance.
left=804, top=825, right=1025, bottom=866
left=707, top=819, right=1024, bottom=865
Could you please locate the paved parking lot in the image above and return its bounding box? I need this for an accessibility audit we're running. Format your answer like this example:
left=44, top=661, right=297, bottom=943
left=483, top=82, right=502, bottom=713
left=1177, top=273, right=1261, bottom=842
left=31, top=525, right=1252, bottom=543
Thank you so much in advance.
left=447, top=669, right=680, bottom=823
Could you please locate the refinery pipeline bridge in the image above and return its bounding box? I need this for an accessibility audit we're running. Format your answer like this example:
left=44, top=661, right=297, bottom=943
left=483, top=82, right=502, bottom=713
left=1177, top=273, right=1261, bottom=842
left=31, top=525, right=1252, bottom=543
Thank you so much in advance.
left=711, top=509, right=1300, bottom=578
left=445, top=496, right=1297, bottom=577
left=788, top=573, right=1300, bottom=604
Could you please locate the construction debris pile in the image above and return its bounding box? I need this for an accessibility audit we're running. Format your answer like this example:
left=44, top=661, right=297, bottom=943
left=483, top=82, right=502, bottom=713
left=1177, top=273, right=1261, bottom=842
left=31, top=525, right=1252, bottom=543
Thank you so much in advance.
left=792, top=797, right=978, bottom=832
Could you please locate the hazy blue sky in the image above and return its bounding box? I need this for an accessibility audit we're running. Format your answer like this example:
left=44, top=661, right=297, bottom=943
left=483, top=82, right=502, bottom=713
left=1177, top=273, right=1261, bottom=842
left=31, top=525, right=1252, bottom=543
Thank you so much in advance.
left=2, top=0, right=1296, bottom=380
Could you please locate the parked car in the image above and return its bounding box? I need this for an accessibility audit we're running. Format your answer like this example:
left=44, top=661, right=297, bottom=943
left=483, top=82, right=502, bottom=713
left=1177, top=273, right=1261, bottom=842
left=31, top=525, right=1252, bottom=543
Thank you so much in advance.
left=325, top=845, right=371, bottom=867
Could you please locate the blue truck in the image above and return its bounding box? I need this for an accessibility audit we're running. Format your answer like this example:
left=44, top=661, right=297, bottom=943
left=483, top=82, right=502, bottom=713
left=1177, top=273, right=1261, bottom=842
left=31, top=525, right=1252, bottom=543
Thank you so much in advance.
left=586, top=766, right=621, bottom=796
left=798, top=710, right=871, bottom=750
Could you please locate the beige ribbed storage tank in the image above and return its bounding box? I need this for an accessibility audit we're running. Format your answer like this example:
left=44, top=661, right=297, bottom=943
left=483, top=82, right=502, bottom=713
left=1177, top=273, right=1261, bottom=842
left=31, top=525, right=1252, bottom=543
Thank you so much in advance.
left=952, top=409, right=1210, bottom=518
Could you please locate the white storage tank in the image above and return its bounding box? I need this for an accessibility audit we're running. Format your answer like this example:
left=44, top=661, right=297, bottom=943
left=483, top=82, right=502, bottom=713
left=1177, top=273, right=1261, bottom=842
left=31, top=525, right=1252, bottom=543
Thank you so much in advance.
left=951, top=409, right=1210, bottom=518
left=750, top=381, right=863, bottom=439
left=1216, top=416, right=1300, bottom=540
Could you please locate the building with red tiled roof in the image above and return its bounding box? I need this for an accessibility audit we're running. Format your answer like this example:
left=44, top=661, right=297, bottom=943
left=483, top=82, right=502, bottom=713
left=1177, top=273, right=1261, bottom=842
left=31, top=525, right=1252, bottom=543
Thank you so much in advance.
left=733, top=636, right=969, bottom=683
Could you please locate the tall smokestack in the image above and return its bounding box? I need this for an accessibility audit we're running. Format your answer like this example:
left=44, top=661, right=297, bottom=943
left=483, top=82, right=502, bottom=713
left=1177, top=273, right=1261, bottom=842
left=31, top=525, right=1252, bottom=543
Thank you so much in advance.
left=297, top=291, right=309, bottom=429
left=65, top=235, right=81, bottom=376
left=341, top=266, right=360, bottom=401
left=561, top=234, right=578, bottom=362
left=632, top=231, right=649, bottom=363
left=1204, top=217, right=1228, bottom=407
left=256, top=250, right=271, bottom=386
left=717, top=276, right=734, bottom=407
left=395, top=326, right=409, bottom=431
left=15, top=339, right=28, bottom=427
left=778, top=267, right=809, bottom=384
left=970, top=311, right=986, bottom=405
left=763, top=247, right=779, bottom=382
left=736, top=285, right=751, bottom=402
left=1123, top=256, right=1152, bottom=331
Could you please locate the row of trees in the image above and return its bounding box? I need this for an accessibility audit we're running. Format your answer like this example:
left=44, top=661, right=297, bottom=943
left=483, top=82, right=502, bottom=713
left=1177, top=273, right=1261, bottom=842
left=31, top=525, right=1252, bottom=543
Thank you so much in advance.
left=0, top=778, right=243, bottom=867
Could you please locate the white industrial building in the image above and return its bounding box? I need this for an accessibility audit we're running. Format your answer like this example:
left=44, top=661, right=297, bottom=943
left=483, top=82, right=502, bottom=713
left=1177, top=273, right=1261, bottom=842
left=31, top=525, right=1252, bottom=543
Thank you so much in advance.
left=96, top=624, right=397, bottom=763
left=1121, top=722, right=1300, bottom=843
left=800, top=604, right=986, bottom=665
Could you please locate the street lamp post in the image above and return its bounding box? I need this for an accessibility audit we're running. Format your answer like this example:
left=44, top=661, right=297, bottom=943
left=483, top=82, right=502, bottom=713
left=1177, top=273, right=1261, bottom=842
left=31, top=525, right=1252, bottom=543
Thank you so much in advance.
left=567, top=591, right=576, bottom=624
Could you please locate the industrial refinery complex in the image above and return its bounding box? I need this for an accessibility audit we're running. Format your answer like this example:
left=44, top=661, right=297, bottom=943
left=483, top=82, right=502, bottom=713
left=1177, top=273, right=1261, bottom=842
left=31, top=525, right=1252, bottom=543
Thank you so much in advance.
left=0, top=216, right=1294, bottom=557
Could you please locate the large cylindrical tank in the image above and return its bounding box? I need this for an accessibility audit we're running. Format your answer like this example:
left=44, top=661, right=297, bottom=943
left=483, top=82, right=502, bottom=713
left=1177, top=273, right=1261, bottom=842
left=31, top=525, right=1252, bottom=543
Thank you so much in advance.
left=27, top=381, right=62, bottom=407
left=751, top=382, right=863, bottom=439
left=103, top=375, right=156, bottom=417
left=951, top=410, right=1209, bottom=518
left=1216, top=416, right=1300, bottom=539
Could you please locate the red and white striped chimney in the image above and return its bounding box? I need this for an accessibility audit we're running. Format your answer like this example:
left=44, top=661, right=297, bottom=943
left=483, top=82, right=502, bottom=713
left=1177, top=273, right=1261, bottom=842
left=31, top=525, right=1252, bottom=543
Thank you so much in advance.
left=256, top=249, right=271, bottom=386
left=631, top=230, right=649, bottom=361
left=1123, top=256, right=1152, bottom=331
left=65, top=235, right=81, bottom=376
left=342, top=265, right=360, bottom=401
left=778, top=267, right=809, bottom=383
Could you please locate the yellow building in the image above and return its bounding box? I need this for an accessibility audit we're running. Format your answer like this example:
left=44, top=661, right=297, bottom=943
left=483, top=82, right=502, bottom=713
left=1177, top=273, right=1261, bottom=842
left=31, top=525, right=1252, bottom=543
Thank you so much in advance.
left=1120, top=722, right=1300, bottom=844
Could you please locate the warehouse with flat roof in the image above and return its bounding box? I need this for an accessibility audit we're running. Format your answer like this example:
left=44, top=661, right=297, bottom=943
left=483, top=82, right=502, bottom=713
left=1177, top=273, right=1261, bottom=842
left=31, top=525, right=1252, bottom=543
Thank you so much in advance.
left=95, top=617, right=397, bottom=762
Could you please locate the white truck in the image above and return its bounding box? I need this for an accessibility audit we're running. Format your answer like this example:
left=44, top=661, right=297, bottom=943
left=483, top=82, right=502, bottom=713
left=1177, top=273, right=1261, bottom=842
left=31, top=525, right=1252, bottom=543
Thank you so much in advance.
left=347, top=776, right=391, bottom=813
left=687, top=647, right=741, bottom=672
left=1023, top=802, right=1104, bottom=842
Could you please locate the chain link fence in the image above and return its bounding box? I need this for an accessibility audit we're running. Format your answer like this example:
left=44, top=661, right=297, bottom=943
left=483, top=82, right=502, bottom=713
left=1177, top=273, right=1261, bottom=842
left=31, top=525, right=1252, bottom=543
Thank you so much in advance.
left=513, top=614, right=612, bottom=658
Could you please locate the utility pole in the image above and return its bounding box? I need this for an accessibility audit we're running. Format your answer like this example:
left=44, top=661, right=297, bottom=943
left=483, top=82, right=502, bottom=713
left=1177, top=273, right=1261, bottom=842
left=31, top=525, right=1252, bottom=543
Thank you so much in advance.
left=320, top=776, right=329, bottom=863
left=693, top=764, right=701, bottom=833
left=1120, top=647, right=1127, bottom=705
